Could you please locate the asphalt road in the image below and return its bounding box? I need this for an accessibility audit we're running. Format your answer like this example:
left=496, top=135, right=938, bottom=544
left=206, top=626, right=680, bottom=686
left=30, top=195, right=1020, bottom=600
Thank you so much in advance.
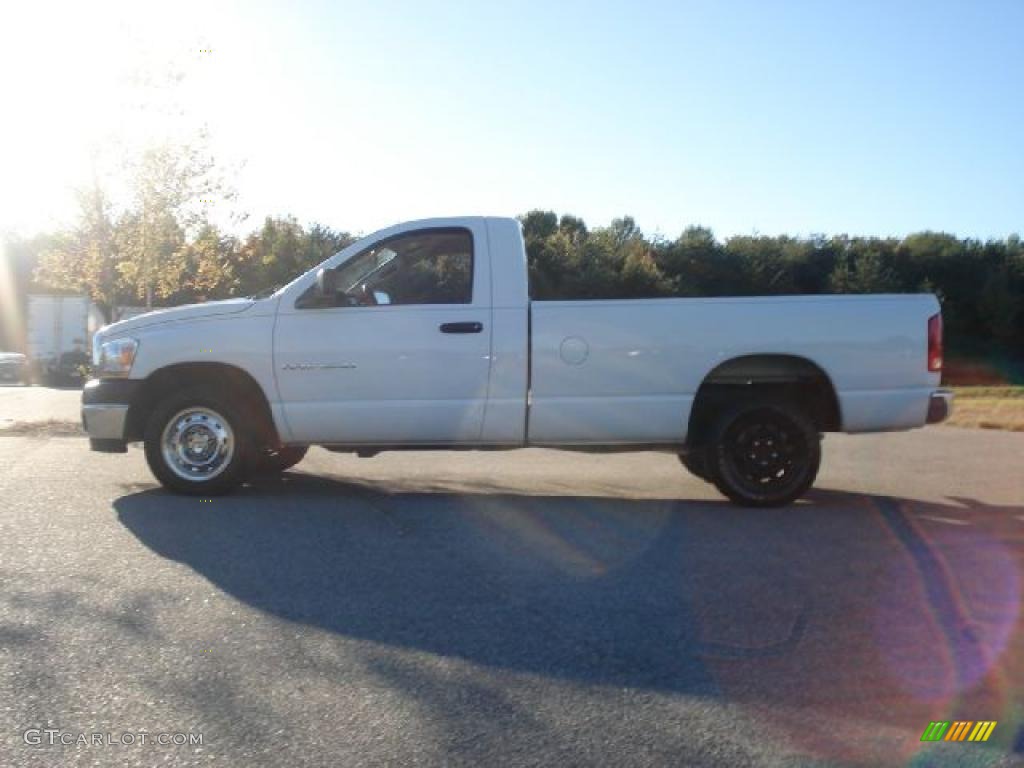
left=2, top=388, right=1024, bottom=767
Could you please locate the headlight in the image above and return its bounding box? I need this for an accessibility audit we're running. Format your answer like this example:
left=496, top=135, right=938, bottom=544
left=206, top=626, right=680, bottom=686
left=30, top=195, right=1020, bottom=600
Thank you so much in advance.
left=95, top=338, right=139, bottom=377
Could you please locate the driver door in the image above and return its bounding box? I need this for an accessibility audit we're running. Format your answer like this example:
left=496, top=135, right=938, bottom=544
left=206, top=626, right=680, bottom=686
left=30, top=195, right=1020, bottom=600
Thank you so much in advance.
left=273, top=224, right=492, bottom=444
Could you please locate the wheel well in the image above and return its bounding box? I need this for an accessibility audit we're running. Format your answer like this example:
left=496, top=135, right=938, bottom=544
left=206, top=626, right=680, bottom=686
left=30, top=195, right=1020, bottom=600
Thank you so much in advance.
left=686, top=355, right=841, bottom=447
left=125, top=362, right=279, bottom=447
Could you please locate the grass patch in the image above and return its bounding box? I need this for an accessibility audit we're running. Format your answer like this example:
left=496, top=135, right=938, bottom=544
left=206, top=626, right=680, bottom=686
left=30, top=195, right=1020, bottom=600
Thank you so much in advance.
left=950, top=386, right=1024, bottom=399
left=0, top=419, right=84, bottom=437
left=944, top=393, right=1024, bottom=432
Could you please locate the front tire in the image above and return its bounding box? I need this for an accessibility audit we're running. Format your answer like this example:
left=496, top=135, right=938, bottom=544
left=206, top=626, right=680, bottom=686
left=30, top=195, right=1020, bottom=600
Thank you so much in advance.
left=706, top=398, right=820, bottom=507
left=144, top=388, right=252, bottom=495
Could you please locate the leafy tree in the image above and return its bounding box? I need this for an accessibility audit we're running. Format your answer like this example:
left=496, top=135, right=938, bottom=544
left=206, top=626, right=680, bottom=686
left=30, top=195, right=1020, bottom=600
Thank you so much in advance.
left=828, top=240, right=900, bottom=294
left=114, top=207, right=186, bottom=306
left=978, top=265, right=1021, bottom=342
left=620, top=242, right=676, bottom=297
left=520, top=210, right=558, bottom=242
left=167, top=224, right=241, bottom=303
left=119, top=142, right=230, bottom=309
left=608, top=216, right=641, bottom=247
left=33, top=138, right=235, bottom=317
left=227, top=217, right=353, bottom=298
left=558, top=214, right=588, bottom=243
left=654, top=226, right=721, bottom=297
left=35, top=182, right=122, bottom=320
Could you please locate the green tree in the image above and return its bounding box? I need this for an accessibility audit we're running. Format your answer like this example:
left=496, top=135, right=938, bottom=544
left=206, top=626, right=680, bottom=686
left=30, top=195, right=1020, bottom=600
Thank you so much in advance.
left=828, top=240, right=900, bottom=293
left=232, top=217, right=353, bottom=297
left=168, top=224, right=241, bottom=302
left=519, top=210, right=558, bottom=241
left=35, top=181, right=122, bottom=320
left=119, top=142, right=229, bottom=308
left=34, top=139, right=236, bottom=316
left=655, top=225, right=721, bottom=297
left=978, top=265, right=1021, bottom=342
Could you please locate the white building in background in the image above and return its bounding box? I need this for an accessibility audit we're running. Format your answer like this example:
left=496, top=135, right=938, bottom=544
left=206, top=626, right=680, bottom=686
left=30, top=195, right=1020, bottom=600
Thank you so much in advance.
left=25, top=294, right=106, bottom=379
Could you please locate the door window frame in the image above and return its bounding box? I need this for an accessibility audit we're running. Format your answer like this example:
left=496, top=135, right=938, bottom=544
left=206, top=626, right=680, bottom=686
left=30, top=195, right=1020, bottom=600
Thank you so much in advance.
left=294, top=226, right=476, bottom=310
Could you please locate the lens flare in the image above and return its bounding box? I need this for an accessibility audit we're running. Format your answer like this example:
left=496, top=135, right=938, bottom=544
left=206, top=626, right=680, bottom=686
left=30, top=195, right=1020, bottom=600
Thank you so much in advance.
left=875, top=526, right=1020, bottom=701
left=0, top=240, right=26, bottom=352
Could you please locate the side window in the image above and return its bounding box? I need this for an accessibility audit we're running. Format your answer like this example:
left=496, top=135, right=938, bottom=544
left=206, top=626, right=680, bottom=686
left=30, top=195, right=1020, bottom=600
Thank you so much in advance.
left=299, top=228, right=473, bottom=308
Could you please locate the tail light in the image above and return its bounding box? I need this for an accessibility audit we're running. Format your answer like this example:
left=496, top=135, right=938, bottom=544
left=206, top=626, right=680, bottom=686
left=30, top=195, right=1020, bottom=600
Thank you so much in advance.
left=928, top=313, right=943, bottom=372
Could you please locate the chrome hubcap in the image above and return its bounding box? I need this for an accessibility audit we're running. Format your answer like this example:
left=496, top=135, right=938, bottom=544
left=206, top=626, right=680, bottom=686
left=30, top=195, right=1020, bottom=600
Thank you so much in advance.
left=161, top=407, right=235, bottom=482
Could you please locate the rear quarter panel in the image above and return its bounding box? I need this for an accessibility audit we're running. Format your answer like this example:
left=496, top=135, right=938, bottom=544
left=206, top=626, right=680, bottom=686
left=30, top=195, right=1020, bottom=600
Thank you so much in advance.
left=528, top=294, right=941, bottom=444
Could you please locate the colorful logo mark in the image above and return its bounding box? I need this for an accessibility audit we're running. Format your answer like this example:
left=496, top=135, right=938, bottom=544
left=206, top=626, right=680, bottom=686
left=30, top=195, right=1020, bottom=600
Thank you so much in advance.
left=921, top=721, right=997, bottom=742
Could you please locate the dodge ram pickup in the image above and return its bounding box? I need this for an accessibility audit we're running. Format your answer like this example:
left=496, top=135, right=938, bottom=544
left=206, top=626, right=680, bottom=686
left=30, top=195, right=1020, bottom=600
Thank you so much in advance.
left=83, top=216, right=952, bottom=506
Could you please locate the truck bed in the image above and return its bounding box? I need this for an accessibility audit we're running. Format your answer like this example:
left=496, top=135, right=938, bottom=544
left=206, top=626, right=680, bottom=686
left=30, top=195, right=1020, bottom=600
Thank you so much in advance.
left=527, top=293, right=941, bottom=444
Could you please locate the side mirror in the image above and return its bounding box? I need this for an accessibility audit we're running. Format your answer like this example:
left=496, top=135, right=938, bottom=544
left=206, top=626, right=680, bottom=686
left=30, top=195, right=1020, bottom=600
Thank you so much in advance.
left=315, top=267, right=338, bottom=299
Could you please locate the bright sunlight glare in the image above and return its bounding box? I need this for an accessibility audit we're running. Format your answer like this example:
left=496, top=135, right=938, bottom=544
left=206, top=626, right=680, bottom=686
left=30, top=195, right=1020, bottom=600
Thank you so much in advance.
left=0, top=0, right=249, bottom=234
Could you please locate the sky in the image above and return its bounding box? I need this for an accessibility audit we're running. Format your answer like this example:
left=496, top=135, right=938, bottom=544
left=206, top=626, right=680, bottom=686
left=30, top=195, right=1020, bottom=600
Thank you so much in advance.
left=1, top=0, right=1022, bottom=241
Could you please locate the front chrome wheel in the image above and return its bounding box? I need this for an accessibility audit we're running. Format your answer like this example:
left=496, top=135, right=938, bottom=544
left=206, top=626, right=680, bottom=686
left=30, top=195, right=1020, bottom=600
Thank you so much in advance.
left=160, top=407, right=235, bottom=482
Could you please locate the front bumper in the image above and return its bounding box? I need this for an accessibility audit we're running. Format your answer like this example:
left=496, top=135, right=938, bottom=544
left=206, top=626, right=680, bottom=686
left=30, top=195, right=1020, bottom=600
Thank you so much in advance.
left=82, top=379, right=141, bottom=452
left=82, top=404, right=129, bottom=441
left=927, top=389, right=954, bottom=424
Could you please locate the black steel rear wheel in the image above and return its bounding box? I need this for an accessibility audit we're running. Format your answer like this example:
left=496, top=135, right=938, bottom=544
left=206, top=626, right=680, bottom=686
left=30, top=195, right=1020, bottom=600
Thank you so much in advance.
left=707, top=399, right=820, bottom=507
left=678, top=449, right=710, bottom=482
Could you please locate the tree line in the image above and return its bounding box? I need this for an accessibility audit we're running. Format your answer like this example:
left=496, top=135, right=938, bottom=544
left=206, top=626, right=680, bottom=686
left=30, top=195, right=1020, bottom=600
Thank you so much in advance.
left=3, top=203, right=1022, bottom=378
left=521, top=210, right=1024, bottom=373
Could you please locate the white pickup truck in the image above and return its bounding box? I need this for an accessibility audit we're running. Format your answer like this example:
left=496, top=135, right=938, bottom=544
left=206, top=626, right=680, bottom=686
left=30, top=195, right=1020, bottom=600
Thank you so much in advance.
left=83, top=216, right=952, bottom=506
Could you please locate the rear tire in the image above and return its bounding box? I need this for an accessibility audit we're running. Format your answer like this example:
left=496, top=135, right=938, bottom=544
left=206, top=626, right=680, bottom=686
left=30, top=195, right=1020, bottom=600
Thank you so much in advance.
left=706, top=398, right=820, bottom=507
left=144, top=388, right=252, bottom=495
left=678, top=449, right=710, bottom=482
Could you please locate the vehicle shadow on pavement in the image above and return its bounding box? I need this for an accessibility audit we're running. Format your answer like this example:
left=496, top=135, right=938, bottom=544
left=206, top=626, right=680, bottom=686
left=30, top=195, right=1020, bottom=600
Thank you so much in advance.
left=114, top=474, right=1024, bottom=764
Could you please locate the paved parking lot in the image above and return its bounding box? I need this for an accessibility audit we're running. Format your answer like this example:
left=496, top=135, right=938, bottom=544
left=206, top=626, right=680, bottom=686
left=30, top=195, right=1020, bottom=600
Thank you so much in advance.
left=1, top=387, right=1023, bottom=766
left=0, top=384, right=82, bottom=426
